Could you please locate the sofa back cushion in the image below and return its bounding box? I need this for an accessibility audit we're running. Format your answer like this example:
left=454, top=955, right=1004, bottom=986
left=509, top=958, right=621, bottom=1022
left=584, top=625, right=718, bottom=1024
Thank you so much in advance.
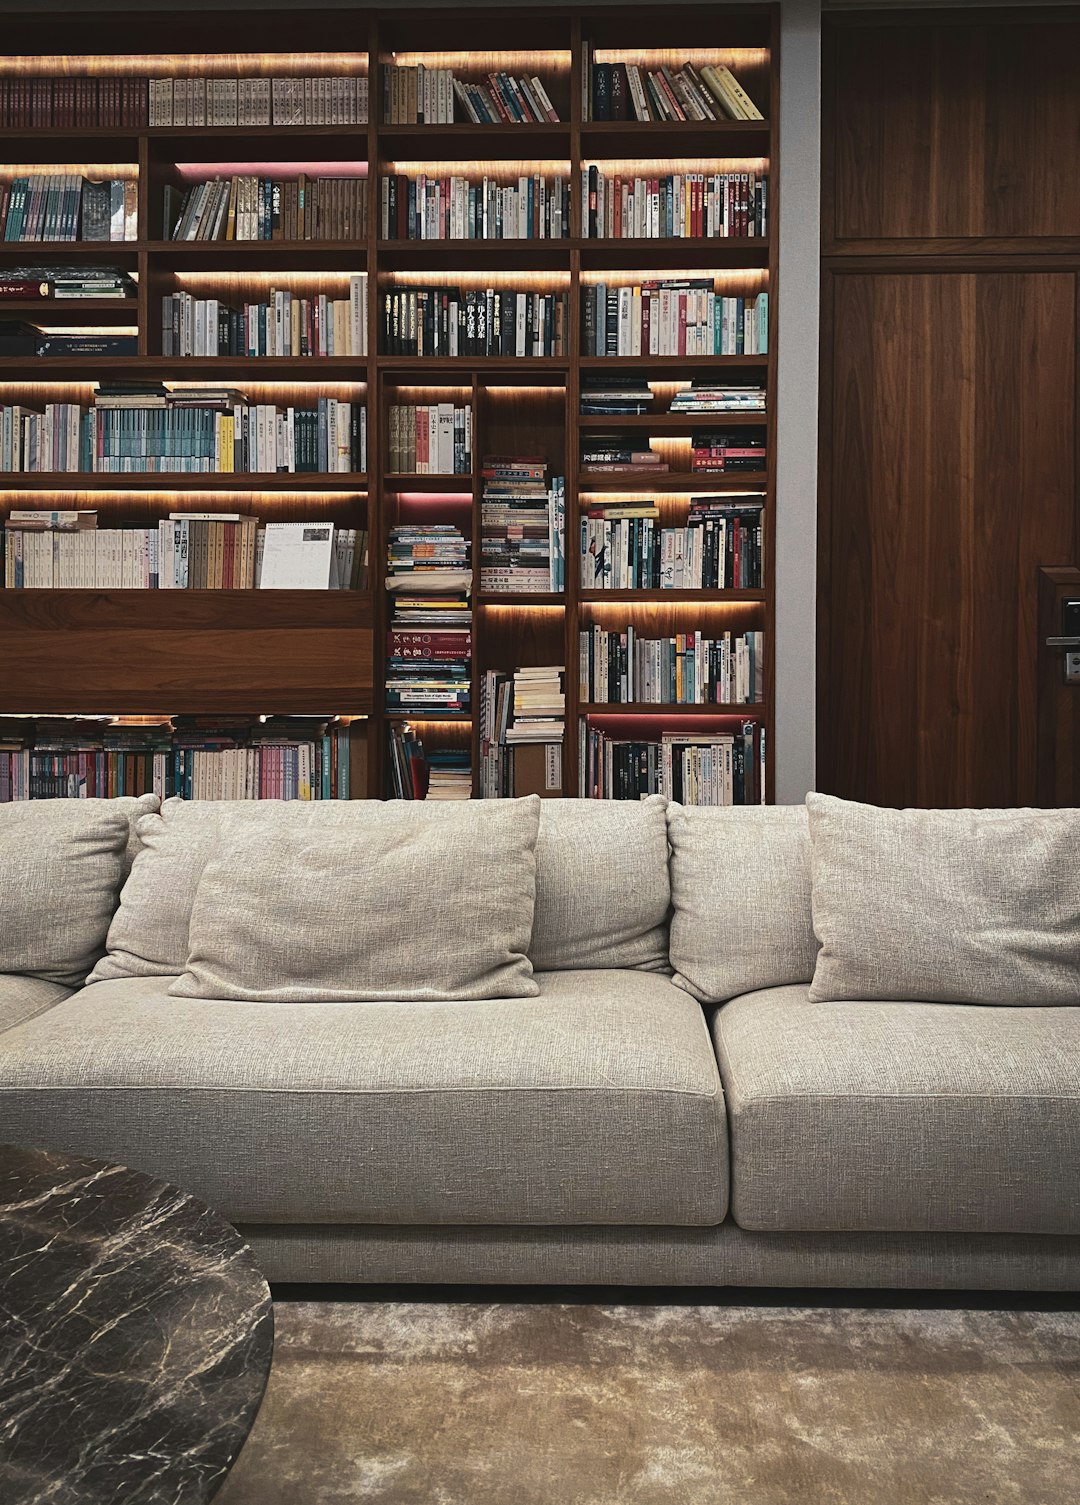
left=807, top=793, right=1080, bottom=1005
left=1, top=796, right=158, bottom=986
left=167, top=797, right=541, bottom=1003
left=666, top=803, right=818, bottom=1002
left=529, top=796, right=671, bottom=972
left=95, top=793, right=672, bottom=983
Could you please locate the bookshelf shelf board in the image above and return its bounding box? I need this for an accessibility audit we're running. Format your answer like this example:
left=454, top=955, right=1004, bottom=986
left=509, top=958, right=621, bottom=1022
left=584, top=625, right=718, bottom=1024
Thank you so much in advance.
left=377, top=240, right=571, bottom=271
left=580, top=702, right=766, bottom=716
left=578, top=589, right=765, bottom=602
left=376, top=124, right=572, bottom=159
left=384, top=710, right=472, bottom=721
left=580, top=122, right=770, bottom=157
left=0, top=474, right=369, bottom=491
left=578, top=239, right=769, bottom=270
left=383, top=473, right=474, bottom=490
left=0, top=243, right=141, bottom=263
left=0, top=357, right=368, bottom=377
left=145, top=242, right=373, bottom=272
left=578, top=471, right=768, bottom=491
left=578, top=413, right=767, bottom=429
left=376, top=356, right=569, bottom=372
left=0, top=299, right=139, bottom=316
left=476, top=592, right=565, bottom=606
left=578, top=354, right=768, bottom=370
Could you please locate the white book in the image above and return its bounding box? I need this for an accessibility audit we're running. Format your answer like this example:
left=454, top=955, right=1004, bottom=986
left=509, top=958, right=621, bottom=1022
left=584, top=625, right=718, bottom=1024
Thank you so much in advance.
left=259, top=521, right=334, bottom=589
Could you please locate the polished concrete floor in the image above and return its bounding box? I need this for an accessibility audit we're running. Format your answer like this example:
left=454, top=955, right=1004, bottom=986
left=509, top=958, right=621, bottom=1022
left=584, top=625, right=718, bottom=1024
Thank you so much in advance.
left=218, top=1298, right=1080, bottom=1504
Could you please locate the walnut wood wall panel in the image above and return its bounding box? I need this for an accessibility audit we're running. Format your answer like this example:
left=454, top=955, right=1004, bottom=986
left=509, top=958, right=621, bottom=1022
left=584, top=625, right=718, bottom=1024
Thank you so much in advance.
left=826, top=13, right=1080, bottom=247
left=820, top=9, right=1080, bottom=809
left=820, top=270, right=1075, bottom=807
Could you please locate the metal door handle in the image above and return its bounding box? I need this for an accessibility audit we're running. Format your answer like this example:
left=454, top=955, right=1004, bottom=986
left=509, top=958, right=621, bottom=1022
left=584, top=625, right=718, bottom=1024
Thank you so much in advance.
left=1046, top=636, right=1080, bottom=647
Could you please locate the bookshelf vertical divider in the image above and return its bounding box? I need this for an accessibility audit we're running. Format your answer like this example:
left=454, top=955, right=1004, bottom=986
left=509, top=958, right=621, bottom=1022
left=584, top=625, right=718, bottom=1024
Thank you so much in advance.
left=0, top=4, right=778, bottom=803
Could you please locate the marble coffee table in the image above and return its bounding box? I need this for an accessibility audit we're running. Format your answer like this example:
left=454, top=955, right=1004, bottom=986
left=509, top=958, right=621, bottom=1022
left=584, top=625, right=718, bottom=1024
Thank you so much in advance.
left=0, top=1145, right=274, bottom=1504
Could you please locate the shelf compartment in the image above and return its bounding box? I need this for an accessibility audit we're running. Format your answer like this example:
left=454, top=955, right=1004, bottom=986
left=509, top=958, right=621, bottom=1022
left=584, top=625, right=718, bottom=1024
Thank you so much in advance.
left=0, top=589, right=374, bottom=716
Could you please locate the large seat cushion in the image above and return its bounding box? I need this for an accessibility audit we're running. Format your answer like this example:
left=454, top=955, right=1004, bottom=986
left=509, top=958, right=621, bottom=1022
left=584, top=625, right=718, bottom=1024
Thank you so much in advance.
left=806, top=793, right=1080, bottom=1006
left=714, top=985, right=1080, bottom=1235
left=0, top=976, right=71, bottom=1036
left=169, top=797, right=541, bottom=1003
left=667, top=803, right=818, bottom=1002
left=0, top=970, right=727, bottom=1227
left=0, top=795, right=158, bottom=986
left=92, top=793, right=672, bottom=984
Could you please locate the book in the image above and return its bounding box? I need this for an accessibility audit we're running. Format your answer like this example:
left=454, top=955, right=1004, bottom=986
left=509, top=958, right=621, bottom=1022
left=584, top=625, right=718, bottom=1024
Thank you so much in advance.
left=162, top=277, right=367, bottom=357
left=382, top=172, right=569, bottom=241
left=258, top=521, right=335, bottom=589
left=382, top=65, right=560, bottom=124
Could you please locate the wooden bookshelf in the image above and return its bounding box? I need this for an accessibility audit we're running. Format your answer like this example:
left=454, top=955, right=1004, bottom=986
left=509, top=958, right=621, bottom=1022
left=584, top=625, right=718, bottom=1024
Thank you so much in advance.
left=0, top=4, right=778, bottom=803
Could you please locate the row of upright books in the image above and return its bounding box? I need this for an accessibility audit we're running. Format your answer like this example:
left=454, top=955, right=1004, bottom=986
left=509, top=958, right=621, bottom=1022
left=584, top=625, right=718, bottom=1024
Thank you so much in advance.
left=582, top=169, right=766, bottom=239
left=150, top=77, right=368, bottom=127
left=580, top=499, right=764, bottom=591
left=0, top=716, right=357, bottom=802
left=381, top=66, right=560, bottom=125
left=480, top=457, right=566, bottom=594
left=583, top=54, right=763, bottom=123
left=579, top=720, right=765, bottom=805
left=387, top=404, right=472, bottom=474
left=1, top=178, right=137, bottom=243
left=381, top=175, right=570, bottom=242
left=579, top=626, right=764, bottom=706
left=582, top=284, right=768, bottom=357
left=381, top=288, right=568, bottom=358
left=161, top=281, right=368, bottom=357
left=1, top=388, right=367, bottom=475
left=0, top=76, right=369, bottom=129
left=164, top=176, right=369, bottom=242
left=3, top=512, right=366, bottom=591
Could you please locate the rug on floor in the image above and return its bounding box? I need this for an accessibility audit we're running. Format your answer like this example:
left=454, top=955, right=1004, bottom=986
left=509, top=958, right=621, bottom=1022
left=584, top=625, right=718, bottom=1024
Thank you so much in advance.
left=216, top=1300, right=1080, bottom=1505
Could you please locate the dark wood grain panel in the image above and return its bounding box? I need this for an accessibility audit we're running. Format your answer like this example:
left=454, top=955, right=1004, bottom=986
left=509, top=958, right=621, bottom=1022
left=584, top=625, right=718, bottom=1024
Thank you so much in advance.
left=819, top=270, right=1076, bottom=807
left=0, top=592, right=373, bottom=715
left=827, top=16, right=1080, bottom=243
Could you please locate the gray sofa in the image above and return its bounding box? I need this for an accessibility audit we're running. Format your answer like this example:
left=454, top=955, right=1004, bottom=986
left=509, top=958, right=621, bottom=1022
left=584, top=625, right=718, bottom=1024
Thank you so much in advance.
left=1, top=793, right=1078, bottom=1290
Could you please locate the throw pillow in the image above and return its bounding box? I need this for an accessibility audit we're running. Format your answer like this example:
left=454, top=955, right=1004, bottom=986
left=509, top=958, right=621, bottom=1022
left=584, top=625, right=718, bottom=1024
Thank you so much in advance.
left=168, top=796, right=542, bottom=1002
left=806, top=792, right=1080, bottom=1005
left=667, top=803, right=818, bottom=1002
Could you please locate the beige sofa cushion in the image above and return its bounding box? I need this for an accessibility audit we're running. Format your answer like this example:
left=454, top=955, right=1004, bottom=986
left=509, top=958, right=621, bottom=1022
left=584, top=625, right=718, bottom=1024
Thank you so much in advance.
left=0, top=796, right=157, bottom=986
left=807, top=793, right=1080, bottom=1006
left=0, top=975, right=72, bottom=1036
left=96, top=793, right=672, bottom=983
left=530, top=795, right=671, bottom=971
left=0, top=970, right=727, bottom=1227
left=666, top=803, right=818, bottom=1002
left=714, top=984, right=1080, bottom=1235
left=168, top=797, right=541, bottom=1003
